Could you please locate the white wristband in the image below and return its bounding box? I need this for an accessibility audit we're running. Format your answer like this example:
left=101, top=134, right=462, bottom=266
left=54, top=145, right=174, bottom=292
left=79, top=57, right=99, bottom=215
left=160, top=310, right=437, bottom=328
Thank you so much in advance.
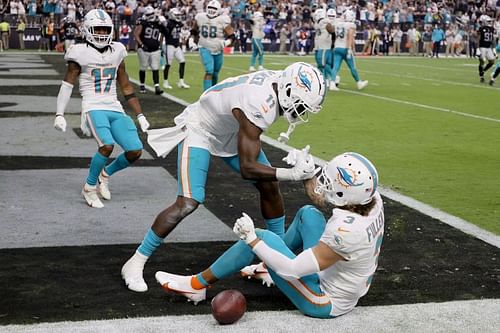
left=56, top=81, right=74, bottom=116
left=275, top=168, right=293, bottom=181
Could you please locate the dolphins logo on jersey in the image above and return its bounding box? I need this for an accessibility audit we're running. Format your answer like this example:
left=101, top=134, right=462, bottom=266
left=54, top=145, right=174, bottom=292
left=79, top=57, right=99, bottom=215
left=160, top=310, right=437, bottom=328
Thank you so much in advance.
left=336, top=166, right=364, bottom=188
left=294, top=66, right=313, bottom=91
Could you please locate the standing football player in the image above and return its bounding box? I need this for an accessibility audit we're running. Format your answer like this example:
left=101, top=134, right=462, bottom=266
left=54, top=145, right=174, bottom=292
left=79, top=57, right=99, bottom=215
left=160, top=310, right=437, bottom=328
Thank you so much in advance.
left=192, top=0, right=235, bottom=91
left=53, top=9, right=150, bottom=208
left=156, top=152, right=384, bottom=320
left=162, top=7, right=190, bottom=90
left=489, top=42, right=500, bottom=86
left=330, top=10, right=368, bottom=91
left=60, top=16, right=78, bottom=52
left=121, top=62, right=326, bottom=292
left=477, top=15, right=496, bottom=83
left=248, top=10, right=265, bottom=72
left=313, top=9, right=335, bottom=90
left=134, top=5, right=166, bottom=95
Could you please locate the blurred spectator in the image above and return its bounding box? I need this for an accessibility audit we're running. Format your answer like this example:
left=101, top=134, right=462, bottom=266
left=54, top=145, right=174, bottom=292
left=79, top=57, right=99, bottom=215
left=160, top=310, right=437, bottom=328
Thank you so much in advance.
left=67, top=0, right=76, bottom=21
left=27, top=0, right=37, bottom=26
left=238, top=21, right=248, bottom=53
left=0, top=15, right=9, bottom=50
left=16, top=17, right=25, bottom=49
left=47, top=16, right=54, bottom=50
left=406, top=24, right=420, bottom=56
left=445, top=24, right=455, bottom=57
left=38, top=17, right=49, bottom=51
left=279, top=22, right=289, bottom=54
left=392, top=26, right=403, bottom=54
left=469, top=27, right=478, bottom=58
left=119, top=20, right=131, bottom=50
left=432, top=24, right=445, bottom=58
left=369, top=24, right=380, bottom=55
left=381, top=26, right=391, bottom=55
left=422, top=25, right=433, bottom=57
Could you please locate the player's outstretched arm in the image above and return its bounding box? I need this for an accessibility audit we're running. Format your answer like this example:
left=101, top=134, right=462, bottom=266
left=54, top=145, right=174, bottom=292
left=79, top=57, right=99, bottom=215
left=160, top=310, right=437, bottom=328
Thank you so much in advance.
left=117, top=61, right=149, bottom=132
left=54, top=61, right=80, bottom=132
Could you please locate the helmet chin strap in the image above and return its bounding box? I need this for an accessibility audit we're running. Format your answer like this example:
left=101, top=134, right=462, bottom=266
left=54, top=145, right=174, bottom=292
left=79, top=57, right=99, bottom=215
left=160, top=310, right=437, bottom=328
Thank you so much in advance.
left=277, top=123, right=296, bottom=144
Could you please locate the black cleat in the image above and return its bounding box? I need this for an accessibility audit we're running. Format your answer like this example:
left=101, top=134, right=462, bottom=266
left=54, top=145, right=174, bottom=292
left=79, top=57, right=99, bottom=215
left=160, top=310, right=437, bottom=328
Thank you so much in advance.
left=140, top=86, right=147, bottom=94
left=480, top=76, right=485, bottom=83
left=489, top=80, right=495, bottom=86
left=155, top=88, right=164, bottom=95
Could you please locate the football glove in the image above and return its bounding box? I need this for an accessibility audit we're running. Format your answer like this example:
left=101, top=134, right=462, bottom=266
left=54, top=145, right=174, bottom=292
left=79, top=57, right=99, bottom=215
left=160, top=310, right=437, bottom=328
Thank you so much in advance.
left=137, top=114, right=150, bottom=132
left=282, top=145, right=312, bottom=167
left=347, top=48, right=353, bottom=59
left=233, top=212, right=257, bottom=244
left=276, top=146, right=316, bottom=181
left=54, top=115, right=67, bottom=132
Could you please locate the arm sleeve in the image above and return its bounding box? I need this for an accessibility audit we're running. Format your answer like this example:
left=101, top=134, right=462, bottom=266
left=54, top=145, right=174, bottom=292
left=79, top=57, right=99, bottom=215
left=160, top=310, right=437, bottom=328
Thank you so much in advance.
left=56, top=81, right=74, bottom=116
left=252, top=242, right=320, bottom=281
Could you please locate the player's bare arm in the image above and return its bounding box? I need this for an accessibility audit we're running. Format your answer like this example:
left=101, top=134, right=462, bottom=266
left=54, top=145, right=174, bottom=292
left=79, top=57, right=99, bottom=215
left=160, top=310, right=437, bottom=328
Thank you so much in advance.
left=116, top=61, right=142, bottom=116
left=312, top=241, right=345, bottom=269
left=191, top=21, right=199, bottom=44
left=134, top=24, right=143, bottom=48
left=63, top=61, right=81, bottom=85
left=233, top=108, right=277, bottom=181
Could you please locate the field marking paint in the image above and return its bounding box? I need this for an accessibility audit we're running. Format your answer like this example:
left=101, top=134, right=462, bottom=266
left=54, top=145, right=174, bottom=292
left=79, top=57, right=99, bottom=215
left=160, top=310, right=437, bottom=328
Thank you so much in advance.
left=140, top=79, right=500, bottom=248
left=341, top=89, right=500, bottom=123
left=368, top=60, right=473, bottom=73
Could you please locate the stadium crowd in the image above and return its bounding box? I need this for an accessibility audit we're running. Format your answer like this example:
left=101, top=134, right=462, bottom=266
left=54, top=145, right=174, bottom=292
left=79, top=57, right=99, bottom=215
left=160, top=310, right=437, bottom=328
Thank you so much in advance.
left=0, top=0, right=498, bottom=55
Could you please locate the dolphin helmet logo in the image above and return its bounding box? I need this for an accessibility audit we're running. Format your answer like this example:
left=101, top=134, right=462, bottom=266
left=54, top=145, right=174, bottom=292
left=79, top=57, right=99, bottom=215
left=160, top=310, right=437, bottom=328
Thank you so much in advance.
left=336, top=166, right=364, bottom=188
left=295, top=65, right=313, bottom=91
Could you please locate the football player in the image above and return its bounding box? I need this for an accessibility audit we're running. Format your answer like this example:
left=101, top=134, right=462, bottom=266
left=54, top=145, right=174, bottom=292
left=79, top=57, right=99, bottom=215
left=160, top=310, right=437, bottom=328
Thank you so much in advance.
left=121, top=62, right=327, bottom=292
left=313, top=9, right=335, bottom=90
left=60, top=16, right=79, bottom=52
left=192, top=0, right=235, bottom=91
left=330, top=10, right=368, bottom=91
left=156, top=152, right=384, bottom=319
left=489, top=42, right=500, bottom=86
left=248, top=10, right=265, bottom=72
left=134, top=5, right=167, bottom=95
left=162, top=7, right=190, bottom=90
left=477, top=15, right=496, bottom=83
left=53, top=9, right=150, bottom=208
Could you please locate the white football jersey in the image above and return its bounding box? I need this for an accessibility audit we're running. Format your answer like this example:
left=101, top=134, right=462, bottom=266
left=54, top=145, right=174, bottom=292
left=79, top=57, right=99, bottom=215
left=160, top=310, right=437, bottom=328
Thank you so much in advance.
left=177, top=70, right=280, bottom=157
left=195, top=12, right=231, bottom=54
left=314, top=19, right=333, bottom=50
left=319, top=192, right=384, bottom=316
left=65, top=42, right=127, bottom=114
left=334, top=21, right=356, bottom=48
left=252, top=17, right=265, bottom=39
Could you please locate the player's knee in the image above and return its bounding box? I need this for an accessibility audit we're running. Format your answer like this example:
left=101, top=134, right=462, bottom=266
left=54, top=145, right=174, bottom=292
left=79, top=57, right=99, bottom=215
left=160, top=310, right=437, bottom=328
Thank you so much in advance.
left=255, top=181, right=281, bottom=198
left=99, top=145, right=114, bottom=157
left=176, top=197, right=199, bottom=218
left=125, top=149, right=142, bottom=162
left=297, top=205, right=325, bottom=228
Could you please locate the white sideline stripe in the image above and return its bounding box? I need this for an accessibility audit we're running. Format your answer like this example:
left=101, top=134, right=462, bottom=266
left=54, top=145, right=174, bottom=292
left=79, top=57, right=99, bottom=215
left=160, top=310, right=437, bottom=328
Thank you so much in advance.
left=341, top=90, right=500, bottom=123
left=370, top=60, right=473, bottom=73
left=134, top=74, right=500, bottom=249
left=1, top=299, right=499, bottom=333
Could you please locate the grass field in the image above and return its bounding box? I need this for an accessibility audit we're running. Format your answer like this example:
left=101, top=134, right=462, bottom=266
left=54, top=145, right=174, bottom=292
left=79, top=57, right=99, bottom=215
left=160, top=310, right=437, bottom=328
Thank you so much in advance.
left=125, top=53, right=500, bottom=235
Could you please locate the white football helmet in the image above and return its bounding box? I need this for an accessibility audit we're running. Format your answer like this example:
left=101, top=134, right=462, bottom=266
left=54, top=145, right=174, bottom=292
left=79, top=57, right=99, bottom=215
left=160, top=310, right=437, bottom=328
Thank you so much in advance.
left=277, top=62, right=326, bottom=126
left=169, top=7, right=182, bottom=21
left=479, top=15, right=492, bottom=26
left=343, top=9, right=355, bottom=22
left=206, top=0, right=221, bottom=19
left=314, top=8, right=326, bottom=23
left=82, top=9, right=114, bottom=49
left=143, top=5, right=157, bottom=22
left=314, top=152, right=379, bottom=206
left=326, top=8, right=336, bottom=20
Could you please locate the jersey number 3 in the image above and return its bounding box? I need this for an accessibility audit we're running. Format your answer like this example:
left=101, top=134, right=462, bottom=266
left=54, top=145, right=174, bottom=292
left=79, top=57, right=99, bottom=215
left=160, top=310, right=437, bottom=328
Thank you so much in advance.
left=91, top=67, right=116, bottom=94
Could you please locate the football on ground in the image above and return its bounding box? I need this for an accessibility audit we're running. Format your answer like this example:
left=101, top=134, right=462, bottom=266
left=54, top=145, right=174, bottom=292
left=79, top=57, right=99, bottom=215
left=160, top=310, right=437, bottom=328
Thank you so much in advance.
left=211, top=290, right=247, bottom=325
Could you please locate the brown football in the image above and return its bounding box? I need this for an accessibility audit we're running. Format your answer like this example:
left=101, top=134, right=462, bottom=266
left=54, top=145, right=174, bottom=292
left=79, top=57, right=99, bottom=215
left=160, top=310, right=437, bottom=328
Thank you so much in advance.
left=211, top=290, right=247, bottom=325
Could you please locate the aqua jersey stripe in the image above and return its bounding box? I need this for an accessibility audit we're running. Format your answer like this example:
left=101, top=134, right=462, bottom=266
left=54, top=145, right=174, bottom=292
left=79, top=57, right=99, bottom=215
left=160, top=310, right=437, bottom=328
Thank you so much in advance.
left=347, top=152, right=378, bottom=197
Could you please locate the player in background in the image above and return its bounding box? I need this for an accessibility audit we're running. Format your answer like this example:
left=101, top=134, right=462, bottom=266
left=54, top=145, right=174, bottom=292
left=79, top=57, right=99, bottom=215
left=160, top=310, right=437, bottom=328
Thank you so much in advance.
left=134, top=5, right=166, bottom=95
left=60, top=16, right=78, bottom=52
left=489, top=42, right=500, bottom=86
left=477, top=15, right=496, bottom=83
left=162, top=7, right=190, bottom=90
left=121, top=62, right=326, bottom=292
left=192, top=0, right=235, bottom=91
left=330, top=10, right=368, bottom=91
left=313, top=9, right=335, bottom=90
left=326, top=8, right=341, bottom=89
left=156, top=152, right=384, bottom=319
left=248, top=10, right=265, bottom=72
left=53, top=9, right=150, bottom=208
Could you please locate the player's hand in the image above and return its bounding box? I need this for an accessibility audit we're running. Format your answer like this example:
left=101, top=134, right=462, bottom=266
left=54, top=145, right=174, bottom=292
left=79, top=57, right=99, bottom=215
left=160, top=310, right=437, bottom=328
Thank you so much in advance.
left=290, top=145, right=316, bottom=180
left=137, top=114, right=150, bottom=132
left=233, top=212, right=257, bottom=244
left=347, top=48, right=353, bottom=59
left=141, top=44, right=149, bottom=52
left=54, top=115, right=67, bottom=132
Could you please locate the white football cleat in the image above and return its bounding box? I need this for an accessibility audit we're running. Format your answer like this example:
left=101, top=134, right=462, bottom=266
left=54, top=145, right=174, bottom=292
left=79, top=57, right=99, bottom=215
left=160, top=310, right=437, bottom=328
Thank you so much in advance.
left=121, top=251, right=148, bottom=292
left=81, top=183, right=104, bottom=208
left=156, top=271, right=206, bottom=305
left=98, top=170, right=111, bottom=200
left=248, top=66, right=256, bottom=72
left=163, top=81, right=173, bottom=89
left=240, top=262, right=274, bottom=287
left=329, top=81, right=339, bottom=91
left=258, top=65, right=265, bottom=71
left=357, top=80, right=368, bottom=90
left=177, top=79, right=190, bottom=89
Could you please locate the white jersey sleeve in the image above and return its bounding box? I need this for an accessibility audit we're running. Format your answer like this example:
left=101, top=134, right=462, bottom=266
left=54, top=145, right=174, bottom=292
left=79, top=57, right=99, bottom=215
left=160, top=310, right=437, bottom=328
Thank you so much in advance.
left=252, top=18, right=265, bottom=39
left=66, top=42, right=127, bottom=114
left=334, top=21, right=356, bottom=49
left=196, top=13, right=231, bottom=54
left=314, top=19, right=333, bottom=50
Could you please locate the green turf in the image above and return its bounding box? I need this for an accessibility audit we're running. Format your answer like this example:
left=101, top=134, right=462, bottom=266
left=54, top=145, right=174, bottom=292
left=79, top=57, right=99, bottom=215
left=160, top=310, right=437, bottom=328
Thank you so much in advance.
left=125, top=52, right=500, bottom=235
